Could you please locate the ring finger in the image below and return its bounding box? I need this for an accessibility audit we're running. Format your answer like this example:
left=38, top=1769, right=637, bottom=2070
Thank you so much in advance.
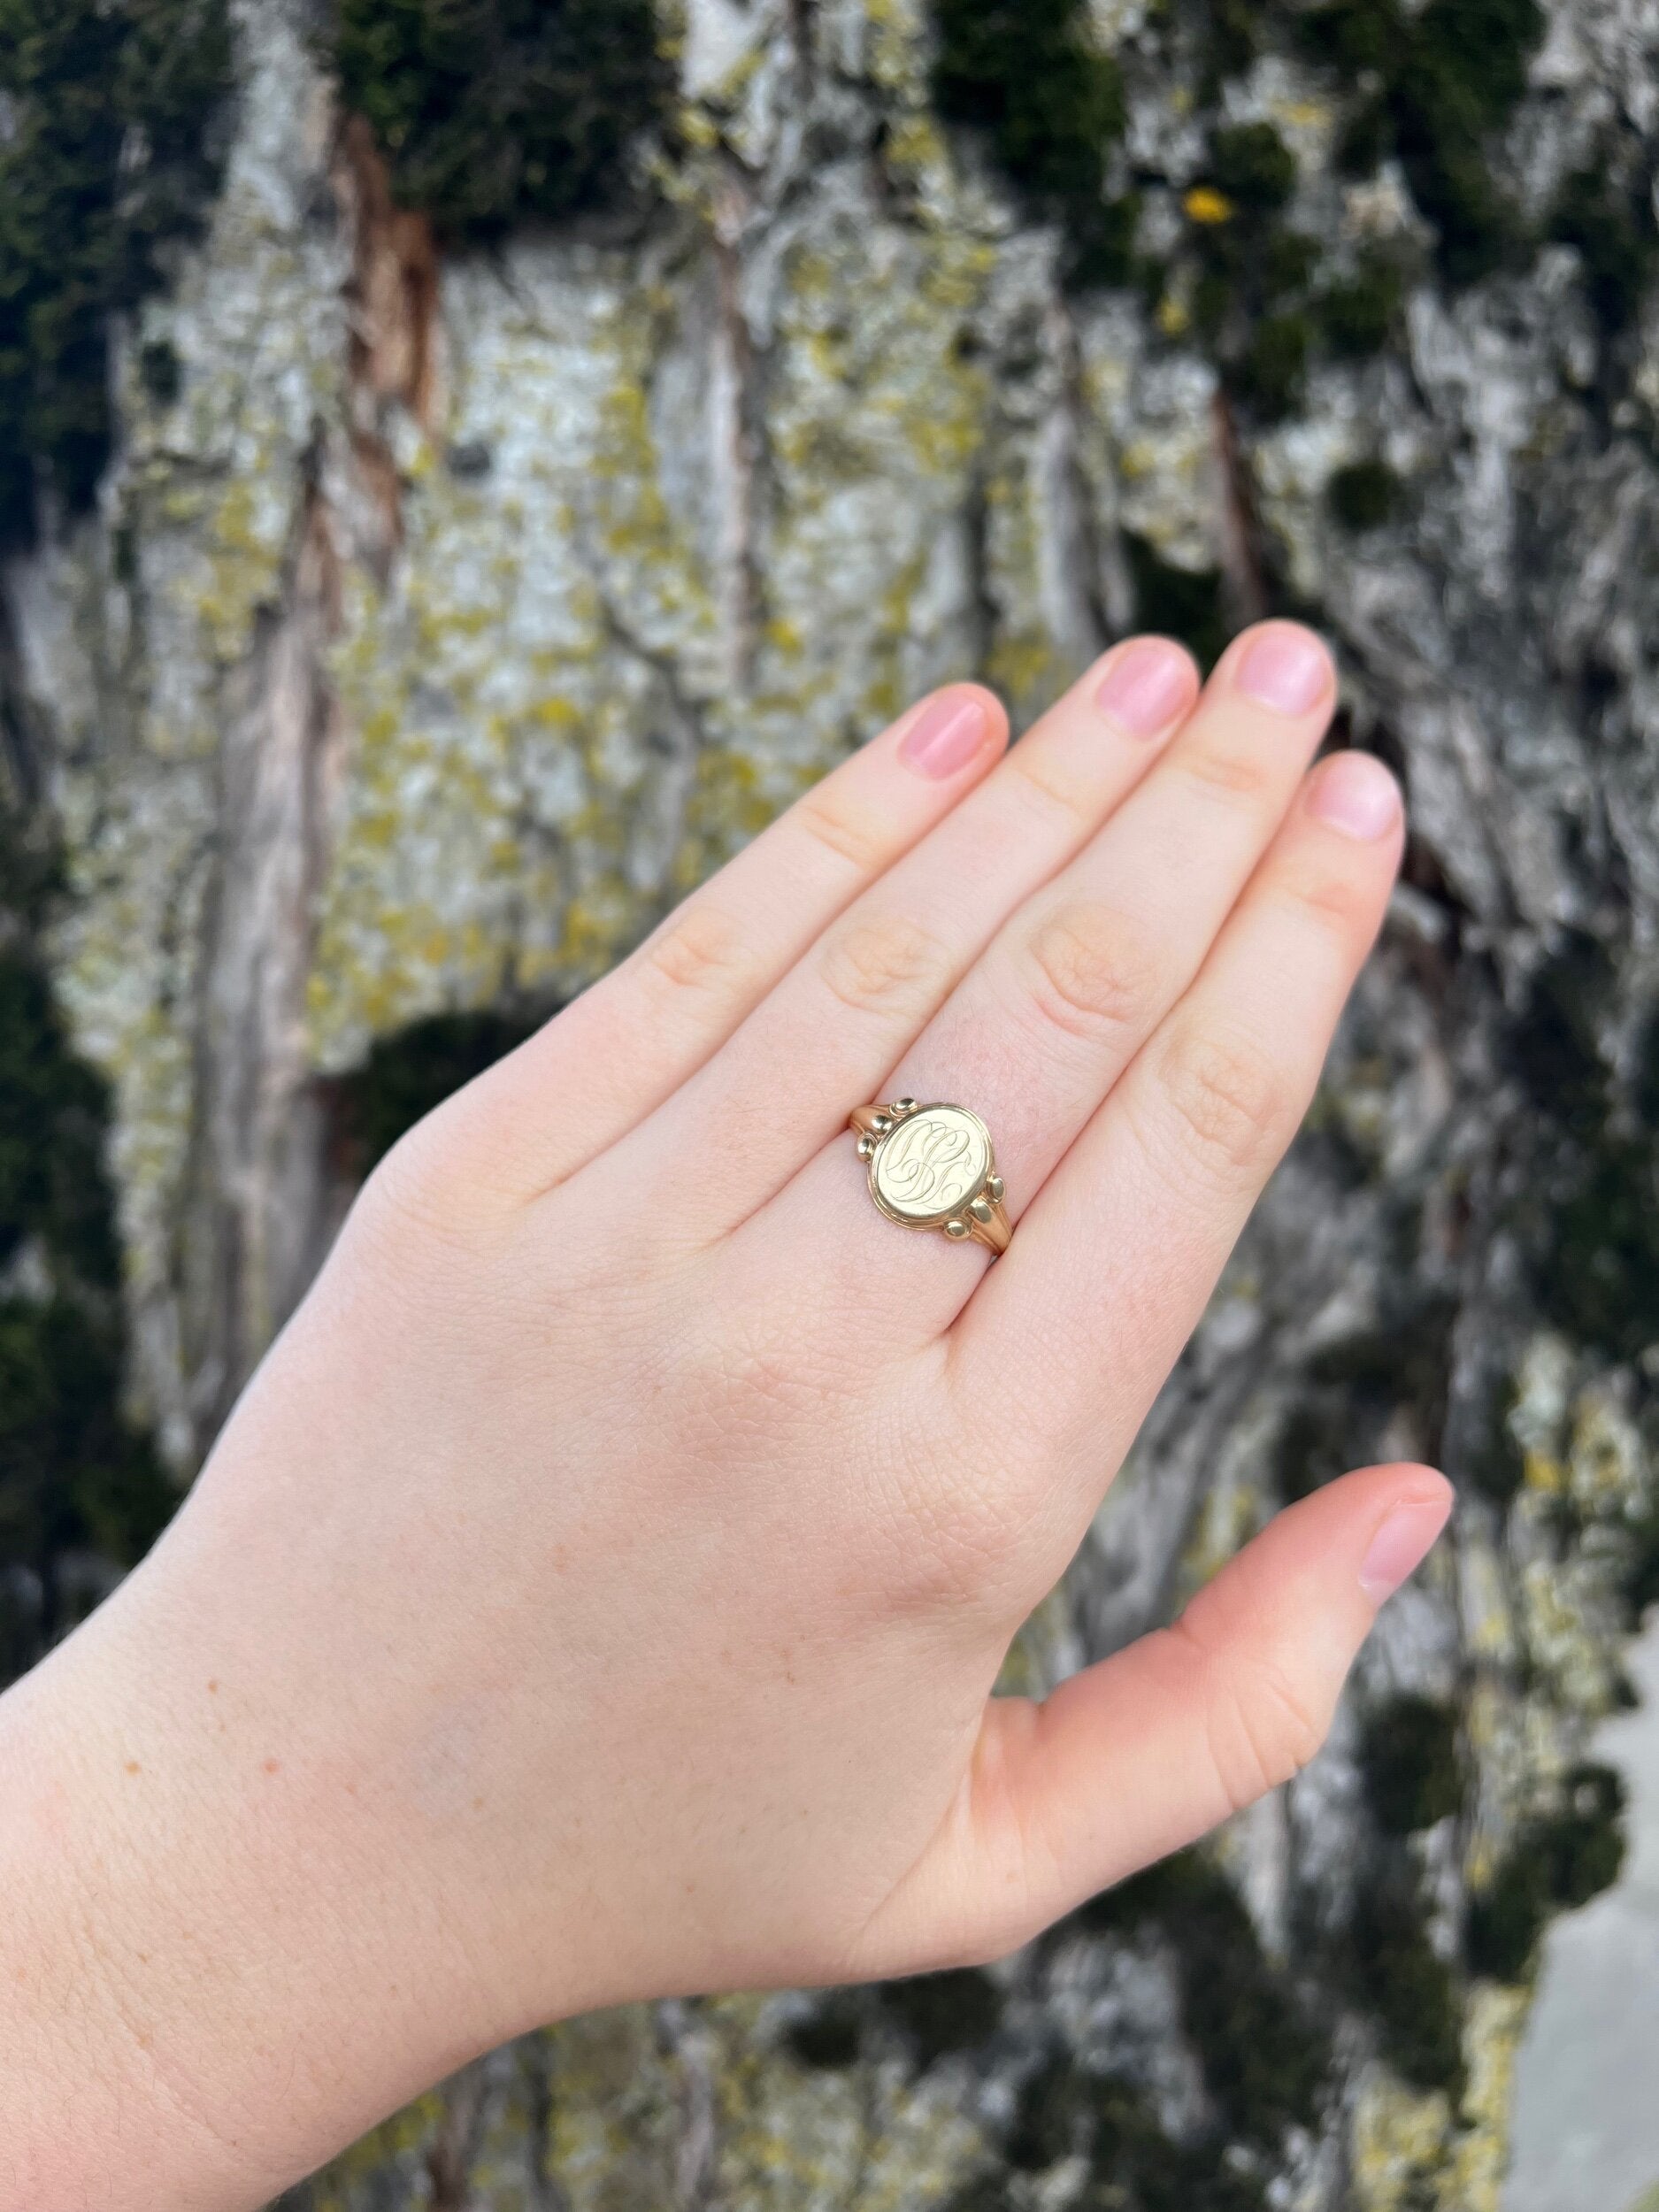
left=571, top=634, right=1201, bottom=1233
left=743, top=621, right=1339, bottom=1331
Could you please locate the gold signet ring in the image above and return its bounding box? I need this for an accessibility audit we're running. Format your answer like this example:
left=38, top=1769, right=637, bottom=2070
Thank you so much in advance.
left=848, top=1100, right=1010, bottom=1256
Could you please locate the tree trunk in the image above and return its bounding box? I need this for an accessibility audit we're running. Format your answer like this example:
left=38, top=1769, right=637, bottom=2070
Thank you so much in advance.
left=5, top=1, right=1657, bottom=2205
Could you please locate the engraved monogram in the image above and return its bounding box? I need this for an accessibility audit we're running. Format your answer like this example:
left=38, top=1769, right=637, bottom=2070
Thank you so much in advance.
left=873, top=1106, right=988, bottom=1219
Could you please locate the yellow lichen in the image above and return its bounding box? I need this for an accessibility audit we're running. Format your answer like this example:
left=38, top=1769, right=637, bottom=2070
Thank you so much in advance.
left=1184, top=185, right=1235, bottom=224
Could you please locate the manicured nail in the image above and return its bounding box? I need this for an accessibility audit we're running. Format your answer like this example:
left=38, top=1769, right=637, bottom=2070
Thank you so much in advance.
left=1234, top=623, right=1333, bottom=716
left=1359, top=1494, right=1452, bottom=1604
left=1095, top=639, right=1194, bottom=739
left=1307, top=752, right=1402, bottom=841
left=899, top=691, right=989, bottom=779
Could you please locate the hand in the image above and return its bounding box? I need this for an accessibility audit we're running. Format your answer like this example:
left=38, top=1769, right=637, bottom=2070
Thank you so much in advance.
left=1, top=622, right=1451, bottom=2209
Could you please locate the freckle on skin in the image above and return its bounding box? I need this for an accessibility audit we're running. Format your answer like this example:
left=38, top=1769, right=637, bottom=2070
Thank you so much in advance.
left=207, top=1679, right=219, bottom=1694
left=123, top=1761, right=141, bottom=1776
left=262, top=1759, right=280, bottom=1775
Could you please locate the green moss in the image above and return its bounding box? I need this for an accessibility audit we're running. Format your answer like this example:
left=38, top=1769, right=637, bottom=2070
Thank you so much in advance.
left=1079, top=1852, right=1329, bottom=2146
left=328, top=1007, right=546, bottom=1175
left=1348, top=1879, right=1467, bottom=2095
left=1004, top=2050, right=1092, bottom=2170
left=933, top=0, right=1133, bottom=289
left=1276, top=1398, right=1353, bottom=1503
left=1540, top=1134, right=1659, bottom=1358
left=877, top=1967, right=1002, bottom=2064
left=1079, top=2083, right=1267, bottom=2212
left=1508, top=929, right=1612, bottom=1136
left=1465, top=1375, right=1526, bottom=1504
left=1297, top=1291, right=1456, bottom=1482
left=1396, top=0, right=1542, bottom=282
left=137, top=336, right=184, bottom=407
left=1502, top=937, right=1659, bottom=1360
left=785, top=1966, right=1003, bottom=2073
left=1202, top=0, right=1263, bottom=83
left=328, top=0, right=673, bottom=242
left=1235, top=310, right=1312, bottom=419
left=1623, top=1498, right=1659, bottom=1620
left=937, top=2177, right=1010, bottom=2212
left=1296, top=0, right=1395, bottom=74
left=1548, top=159, right=1659, bottom=336
left=1469, top=1763, right=1628, bottom=1981
left=1124, top=535, right=1228, bottom=670
left=1301, top=0, right=1542, bottom=287
left=1363, top=1695, right=1463, bottom=1835
left=1001, top=2056, right=1266, bottom=2210
left=0, top=804, right=172, bottom=1681
left=1207, top=122, right=1296, bottom=215
left=1328, top=459, right=1402, bottom=531
left=0, top=0, right=233, bottom=547
left=783, top=1988, right=865, bottom=2070
left=1179, top=119, right=1317, bottom=420
left=1317, top=257, right=1407, bottom=357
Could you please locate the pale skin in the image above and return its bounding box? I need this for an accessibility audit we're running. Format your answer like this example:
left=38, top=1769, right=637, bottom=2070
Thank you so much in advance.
left=0, top=620, right=1452, bottom=2210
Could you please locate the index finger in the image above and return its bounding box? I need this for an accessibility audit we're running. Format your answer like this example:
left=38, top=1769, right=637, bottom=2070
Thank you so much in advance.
left=403, top=680, right=1008, bottom=1207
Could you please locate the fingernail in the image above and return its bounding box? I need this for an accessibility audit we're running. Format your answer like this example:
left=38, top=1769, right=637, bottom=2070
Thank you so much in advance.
left=1095, top=639, right=1194, bottom=739
left=1359, top=1494, right=1452, bottom=1604
left=899, top=691, right=989, bottom=780
left=1234, top=623, right=1333, bottom=716
left=1307, top=753, right=1402, bottom=841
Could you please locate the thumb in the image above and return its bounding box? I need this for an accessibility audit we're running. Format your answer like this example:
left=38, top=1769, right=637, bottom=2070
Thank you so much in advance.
left=871, top=1463, right=1452, bottom=1972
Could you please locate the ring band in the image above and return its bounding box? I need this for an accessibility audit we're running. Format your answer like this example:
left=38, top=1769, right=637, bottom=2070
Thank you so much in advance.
left=849, top=1099, right=1011, bottom=1256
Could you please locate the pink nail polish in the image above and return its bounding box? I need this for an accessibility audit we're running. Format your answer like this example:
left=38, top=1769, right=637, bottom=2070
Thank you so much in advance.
left=1307, top=753, right=1402, bottom=841
left=1359, top=1494, right=1452, bottom=1604
left=1234, top=624, right=1333, bottom=717
left=899, top=692, right=990, bottom=780
left=1095, top=640, right=1194, bottom=739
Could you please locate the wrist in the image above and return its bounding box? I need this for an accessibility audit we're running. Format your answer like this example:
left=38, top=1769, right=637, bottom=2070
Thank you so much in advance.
left=0, top=1544, right=497, bottom=2209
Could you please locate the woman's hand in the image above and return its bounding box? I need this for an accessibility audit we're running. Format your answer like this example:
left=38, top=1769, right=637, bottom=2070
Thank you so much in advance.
left=1, top=622, right=1450, bottom=2210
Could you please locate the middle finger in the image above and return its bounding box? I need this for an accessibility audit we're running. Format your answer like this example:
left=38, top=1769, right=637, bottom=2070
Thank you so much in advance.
left=744, top=620, right=1337, bottom=1334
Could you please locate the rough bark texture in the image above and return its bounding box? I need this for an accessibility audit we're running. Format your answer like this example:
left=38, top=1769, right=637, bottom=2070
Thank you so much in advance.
left=4, top=1, right=1659, bottom=2206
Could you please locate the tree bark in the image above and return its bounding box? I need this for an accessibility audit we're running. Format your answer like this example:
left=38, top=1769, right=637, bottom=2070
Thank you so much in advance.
left=4, top=0, right=1656, bottom=2205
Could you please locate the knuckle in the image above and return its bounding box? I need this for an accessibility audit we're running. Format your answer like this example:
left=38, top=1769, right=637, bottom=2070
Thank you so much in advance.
left=1152, top=1021, right=1286, bottom=1180
left=639, top=902, right=749, bottom=1003
left=894, top=1477, right=1017, bottom=1611
left=1275, top=865, right=1371, bottom=940
left=795, top=787, right=887, bottom=874
left=345, top=1120, right=489, bottom=1266
left=1168, top=1616, right=1330, bottom=1816
left=871, top=1400, right=1022, bottom=1617
left=1021, top=898, right=1161, bottom=1043
left=1179, top=741, right=1275, bottom=806
left=1004, top=743, right=1099, bottom=829
left=1216, top=1652, right=1328, bottom=1809
left=819, top=910, right=951, bottom=1020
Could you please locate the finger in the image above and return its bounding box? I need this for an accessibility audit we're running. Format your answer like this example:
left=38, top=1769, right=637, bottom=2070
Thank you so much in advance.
left=398, top=682, right=1007, bottom=1205
left=580, top=636, right=1201, bottom=1233
left=954, top=749, right=1403, bottom=1471
left=742, top=622, right=1337, bottom=1329
left=857, top=1465, right=1453, bottom=1972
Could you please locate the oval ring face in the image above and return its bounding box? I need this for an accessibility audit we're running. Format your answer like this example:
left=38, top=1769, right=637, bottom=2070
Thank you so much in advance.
left=870, top=1103, right=991, bottom=1225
